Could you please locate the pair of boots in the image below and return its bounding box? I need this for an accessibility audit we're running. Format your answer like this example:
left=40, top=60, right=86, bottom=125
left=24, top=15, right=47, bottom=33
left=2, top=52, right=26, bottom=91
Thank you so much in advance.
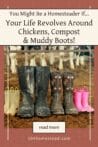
left=73, top=88, right=94, bottom=112
left=17, top=66, right=78, bottom=117
left=50, top=72, right=78, bottom=115
left=17, top=66, right=50, bottom=117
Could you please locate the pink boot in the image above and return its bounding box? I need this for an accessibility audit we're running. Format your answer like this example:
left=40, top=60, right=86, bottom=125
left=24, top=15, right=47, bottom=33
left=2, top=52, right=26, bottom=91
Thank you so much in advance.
left=73, top=89, right=85, bottom=112
left=82, top=89, right=94, bottom=112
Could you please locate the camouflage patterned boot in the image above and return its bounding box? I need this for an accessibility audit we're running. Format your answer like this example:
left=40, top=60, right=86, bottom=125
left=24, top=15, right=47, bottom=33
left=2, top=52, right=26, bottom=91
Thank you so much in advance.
left=34, top=66, right=51, bottom=117
left=50, top=71, right=64, bottom=114
left=63, top=72, right=78, bottom=114
left=17, top=66, right=35, bottom=117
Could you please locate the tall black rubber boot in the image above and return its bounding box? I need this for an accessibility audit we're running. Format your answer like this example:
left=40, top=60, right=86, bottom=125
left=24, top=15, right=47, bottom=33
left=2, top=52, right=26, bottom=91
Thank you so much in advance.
left=35, top=66, right=51, bottom=117
left=17, top=66, right=35, bottom=117
left=63, top=72, right=78, bottom=114
left=50, top=71, right=64, bottom=114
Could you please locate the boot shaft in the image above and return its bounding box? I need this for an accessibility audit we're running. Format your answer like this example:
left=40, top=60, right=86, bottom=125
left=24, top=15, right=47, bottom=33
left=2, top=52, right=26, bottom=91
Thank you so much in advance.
left=63, top=72, right=75, bottom=92
left=63, top=72, right=74, bottom=104
left=34, top=66, right=51, bottom=117
left=73, top=89, right=84, bottom=111
left=17, top=66, right=35, bottom=96
left=50, top=71, right=62, bottom=96
left=35, top=66, right=50, bottom=101
left=50, top=71, right=62, bottom=105
left=82, top=90, right=89, bottom=107
left=17, top=66, right=35, bottom=117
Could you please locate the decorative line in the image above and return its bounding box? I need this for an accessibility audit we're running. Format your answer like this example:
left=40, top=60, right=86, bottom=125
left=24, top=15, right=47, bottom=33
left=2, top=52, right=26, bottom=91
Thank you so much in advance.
left=88, top=48, right=92, bottom=141
left=6, top=46, right=10, bottom=141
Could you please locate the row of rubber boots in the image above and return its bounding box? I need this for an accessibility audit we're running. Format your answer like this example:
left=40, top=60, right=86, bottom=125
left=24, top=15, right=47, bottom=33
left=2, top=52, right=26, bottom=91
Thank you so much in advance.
left=5, top=66, right=94, bottom=117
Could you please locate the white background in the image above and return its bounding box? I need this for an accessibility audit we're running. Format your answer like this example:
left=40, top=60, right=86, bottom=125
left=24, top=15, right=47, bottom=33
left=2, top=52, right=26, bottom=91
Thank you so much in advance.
left=0, top=9, right=98, bottom=45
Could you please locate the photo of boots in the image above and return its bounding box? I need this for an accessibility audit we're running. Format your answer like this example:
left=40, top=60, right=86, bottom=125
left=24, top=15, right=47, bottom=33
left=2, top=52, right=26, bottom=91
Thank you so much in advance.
left=4, top=45, right=94, bottom=128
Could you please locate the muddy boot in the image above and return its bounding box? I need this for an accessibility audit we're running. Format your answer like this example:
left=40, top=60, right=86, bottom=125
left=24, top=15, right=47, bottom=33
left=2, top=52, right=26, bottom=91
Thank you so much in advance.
left=50, top=71, right=64, bottom=114
left=17, top=66, right=35, bottom=117
left=35, top=66, right=51, bottom=117
left=63, top=72, right=78, bottom=114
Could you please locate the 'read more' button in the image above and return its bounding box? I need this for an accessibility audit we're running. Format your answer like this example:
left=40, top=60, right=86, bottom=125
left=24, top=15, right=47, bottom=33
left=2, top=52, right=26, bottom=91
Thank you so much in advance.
left=33, top=122, right=65, bottom=133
